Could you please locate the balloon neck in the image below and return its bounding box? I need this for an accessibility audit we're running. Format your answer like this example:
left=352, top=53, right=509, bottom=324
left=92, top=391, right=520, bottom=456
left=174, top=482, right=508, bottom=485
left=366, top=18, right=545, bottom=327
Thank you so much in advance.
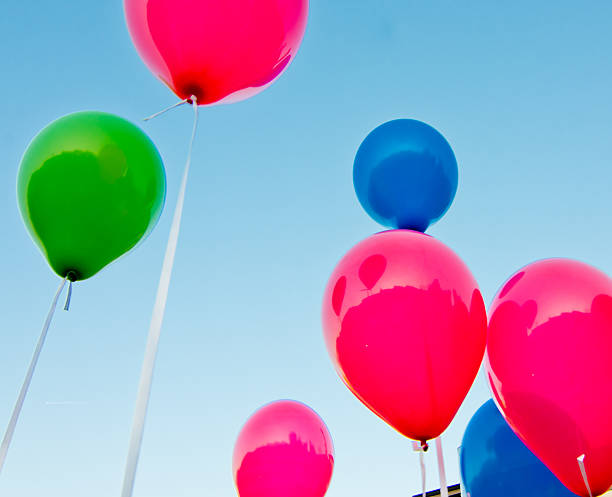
left=177, top=86, right=201, bottom=105
left=65, top=270, right=78, bottom=282
left=421, top=440, right=429, bottom=452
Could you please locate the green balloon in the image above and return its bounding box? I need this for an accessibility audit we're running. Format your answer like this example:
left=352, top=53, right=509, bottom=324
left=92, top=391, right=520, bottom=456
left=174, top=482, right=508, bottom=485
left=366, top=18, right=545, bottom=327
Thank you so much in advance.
left=17, top=111, right=166, bottom=281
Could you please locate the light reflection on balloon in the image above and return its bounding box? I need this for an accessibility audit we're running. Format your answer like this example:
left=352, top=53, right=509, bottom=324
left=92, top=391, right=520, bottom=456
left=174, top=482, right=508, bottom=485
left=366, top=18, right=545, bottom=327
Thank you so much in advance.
left=322, top=230, right=486, bottom=442
left=17, top=111, right=166, bottom=281
left=233, top=400, right=334, bottom=497
left=486, top=258, right=612, bottom=497
left=353, top=120, right=458, bottom=232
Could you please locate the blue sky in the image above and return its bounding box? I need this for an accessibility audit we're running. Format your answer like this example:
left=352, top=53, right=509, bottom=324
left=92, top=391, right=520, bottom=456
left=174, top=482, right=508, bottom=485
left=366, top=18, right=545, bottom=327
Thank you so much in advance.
left=1, top=1, right=611, bottom=496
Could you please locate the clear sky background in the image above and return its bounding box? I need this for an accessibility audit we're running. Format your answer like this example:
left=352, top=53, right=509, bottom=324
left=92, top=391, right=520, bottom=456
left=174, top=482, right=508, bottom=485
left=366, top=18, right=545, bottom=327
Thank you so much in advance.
left=0, top=1, right=611, bottom=496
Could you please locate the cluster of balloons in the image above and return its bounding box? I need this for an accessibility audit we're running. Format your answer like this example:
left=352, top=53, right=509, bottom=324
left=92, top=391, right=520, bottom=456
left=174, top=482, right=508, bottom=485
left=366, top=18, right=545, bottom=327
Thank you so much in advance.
left=19, top=0, right=310, bottom=283
left=229, top=120, right=477, bottom=497
left=12, top=1, right=324, bottom=497
left=323, top=118, right=612, bottom=497
left=12, top=1, right=612, bottom=497
left=323, top=119, right=486, bottom=446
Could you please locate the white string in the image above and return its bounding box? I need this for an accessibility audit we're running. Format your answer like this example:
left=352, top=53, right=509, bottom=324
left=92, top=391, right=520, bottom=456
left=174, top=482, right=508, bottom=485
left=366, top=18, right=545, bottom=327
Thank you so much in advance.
left=419, top=449, right=426, bottom=497
left=121, top=95, right=199, bottom=497
left=0, top=277, right=67, bottom=474
left=413, top=441, right=427, bottom=497
left=143, top=98, right=190, bottom=121
left=457, top=446, right=468, bottom=497
left=436, top=437, right=448, bottom=497
left=64, top=280, right=73, bottom=311
left=577, top=454, right=593, bottom=497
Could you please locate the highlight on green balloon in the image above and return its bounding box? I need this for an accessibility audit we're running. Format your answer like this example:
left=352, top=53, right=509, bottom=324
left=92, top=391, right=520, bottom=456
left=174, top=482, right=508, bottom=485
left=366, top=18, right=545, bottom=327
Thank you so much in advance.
left=17, top=111, right=166, bottom=281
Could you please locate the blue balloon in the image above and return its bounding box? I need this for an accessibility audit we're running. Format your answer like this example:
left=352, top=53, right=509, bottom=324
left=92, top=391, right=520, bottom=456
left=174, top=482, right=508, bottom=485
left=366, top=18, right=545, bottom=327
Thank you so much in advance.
left=353, top=119, right=458, bottom=232
left=460, top=400, right=578, bottom=497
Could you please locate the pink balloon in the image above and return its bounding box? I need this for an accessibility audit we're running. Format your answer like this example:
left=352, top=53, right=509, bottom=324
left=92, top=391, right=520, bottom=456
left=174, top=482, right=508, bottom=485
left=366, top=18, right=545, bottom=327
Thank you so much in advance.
left=486, top=259, right=612, bottom=497
left=322, top=230, right=487, bottom=442
left=233, top=400, right=334, bottom=497
left=124, top=0, right=308, bottom=105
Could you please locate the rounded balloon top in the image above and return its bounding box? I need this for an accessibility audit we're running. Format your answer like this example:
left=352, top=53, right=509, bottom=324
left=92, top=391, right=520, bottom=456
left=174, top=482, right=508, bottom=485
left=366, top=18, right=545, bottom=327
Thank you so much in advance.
left=233, top=400, right=334, bottom=497
left=322, top=230, right=486, bottom=441
left=353, top=119, right=458, bottom=232
left=124, top=0, right=309, bottom=105
left=17, top=111, right=166, bottom=281
left=486, top=258, right=612, bottom=496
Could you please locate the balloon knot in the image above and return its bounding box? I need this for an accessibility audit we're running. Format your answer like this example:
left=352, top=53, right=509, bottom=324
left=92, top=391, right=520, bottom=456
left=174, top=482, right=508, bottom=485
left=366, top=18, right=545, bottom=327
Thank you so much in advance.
left=66, top=270, right=78, bottom=282
left=421, top=441, right=429, bottom=452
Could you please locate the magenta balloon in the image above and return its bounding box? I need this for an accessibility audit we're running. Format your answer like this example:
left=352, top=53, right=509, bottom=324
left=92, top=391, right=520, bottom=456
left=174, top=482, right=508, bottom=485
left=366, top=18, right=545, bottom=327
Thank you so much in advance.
left=486, top=258, right=612, bottom=497
left=322, top=230, right=487, bottom=442
left=124, top=0, right=308, bottom=105
left=233, top=400, right=334, bottom=497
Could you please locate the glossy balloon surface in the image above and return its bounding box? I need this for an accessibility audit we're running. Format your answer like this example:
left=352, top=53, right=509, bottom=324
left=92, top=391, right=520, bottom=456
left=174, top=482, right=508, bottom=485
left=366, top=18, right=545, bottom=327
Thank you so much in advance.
left=233, top=400, right=334, bottom=497
left=353, top=120, right=458, bottom=232
left=486, top=259, right=612, bottom=497
left=461, top=399, right=578, bottom=497
left=17, top=111, right=166, bottom=281
left=322, top=230, right=486, bottom=441
left=124, top=0, right=308, bottom=105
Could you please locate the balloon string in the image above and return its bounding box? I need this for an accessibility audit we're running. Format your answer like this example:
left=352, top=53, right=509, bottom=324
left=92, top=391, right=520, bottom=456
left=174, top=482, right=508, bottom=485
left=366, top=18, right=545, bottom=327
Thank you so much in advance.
left=121, top=95, right=199, bottom=497
left=0, top=276, right=68, bottom=474
left=143, top=98, right=190, bottom=121
left=413, top=440, right=428, bottom=497
left=419, top=449, right=427, bottom=497
left=64, top=280, right=73, bottom=311
left=419, top=449, right=426, bottom=497
left=435, top=437, right=448, bottom=497
left=577, top=454, right=593, bottom=497
left=457, top=446, right=468, bottom=497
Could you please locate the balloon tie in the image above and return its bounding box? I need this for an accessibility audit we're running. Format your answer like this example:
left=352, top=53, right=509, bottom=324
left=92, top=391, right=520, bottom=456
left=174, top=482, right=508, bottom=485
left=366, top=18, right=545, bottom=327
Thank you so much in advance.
left=143, top=97, right=191, bottom=121
left=64, top=280, right=73, bottom=311
left=0, top=276, right=68, bottom=474
left=435, top=437, right=449, bottom=497
left=121, top=95, right=199, bottom=497
left=577, top=454, right=593, bottom=497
